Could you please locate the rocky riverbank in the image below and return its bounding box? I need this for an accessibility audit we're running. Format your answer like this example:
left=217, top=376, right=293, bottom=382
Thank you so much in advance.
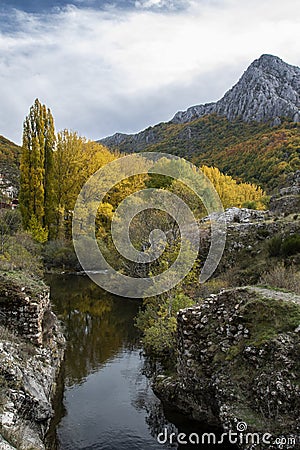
left=0, top=272, right=65, bottom=450
left=153, top=287, right=300, bottom=449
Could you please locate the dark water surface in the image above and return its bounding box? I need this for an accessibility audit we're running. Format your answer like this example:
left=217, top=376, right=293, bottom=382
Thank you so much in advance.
left=46, top=275, right=238, bottom=450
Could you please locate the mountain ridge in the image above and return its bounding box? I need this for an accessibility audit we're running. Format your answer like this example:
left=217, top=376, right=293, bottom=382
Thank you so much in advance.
left=172, top=54, right=300, bottom=125
left=100, top=54, right=300, bottom=149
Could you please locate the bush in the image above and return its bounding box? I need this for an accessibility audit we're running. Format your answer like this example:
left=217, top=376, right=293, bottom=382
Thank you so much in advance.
left=267, top=235, right=282, bottom=257
left=268, top=233, right=300, bottom=257
left=13, top=231, right=42, bottom=256
left=43, top=239, right=79, bottom=270
left=143, top=317, right=177, bottom=355
left=281, top=234, right=300, bottom=257
left=0, top=208, right=22, bottom=235
left=28, top=216, right=48, bottom=243
left=6, top=243, right=42, bottom=275
left=0, top=234, right=43, bottom=276
left=242, top=201, right=257, bottom=210
left=0, top=209, right=22, bottom=254
left=260, top=263, right=300, bottom=294
left=136, top=292, right=195, bottom=358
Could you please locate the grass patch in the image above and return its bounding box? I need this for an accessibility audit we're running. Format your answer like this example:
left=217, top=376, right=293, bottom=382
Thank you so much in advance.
left=0, top=270, right=47, bottom=297
left=240, top=296, right=300, bottom=347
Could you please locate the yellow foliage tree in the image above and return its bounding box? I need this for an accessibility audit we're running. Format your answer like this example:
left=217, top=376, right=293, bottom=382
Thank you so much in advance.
left=200, top=165, right=266, bottom=210
left=53, top=130, right=116, bottom=239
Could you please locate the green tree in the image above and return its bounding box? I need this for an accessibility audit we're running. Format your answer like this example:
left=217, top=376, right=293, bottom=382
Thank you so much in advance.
left=53, top=130, right=85, bottom=238
left=19, top=99, right=55, bottom=236
left=28, top=215, right=48, bottom=243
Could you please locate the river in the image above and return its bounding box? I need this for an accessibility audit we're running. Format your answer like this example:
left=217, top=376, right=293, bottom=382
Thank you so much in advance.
left=46, top=275, right=238, bottom=450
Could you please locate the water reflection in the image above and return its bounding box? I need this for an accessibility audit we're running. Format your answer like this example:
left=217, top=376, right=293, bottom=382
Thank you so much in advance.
left=49, top=275, right=140, bottom=386
left=47, top=275, right=237, bottom=450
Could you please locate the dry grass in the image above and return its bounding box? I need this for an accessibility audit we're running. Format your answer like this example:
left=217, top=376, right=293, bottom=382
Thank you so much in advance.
left=259, top=263, right=300, bottom=294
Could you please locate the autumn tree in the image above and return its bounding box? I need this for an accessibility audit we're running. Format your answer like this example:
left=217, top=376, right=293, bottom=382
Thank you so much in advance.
left=19, top=99, right=55, bottom=237
left=200, top=165, right=266, bottom=210
left=53, top=130, right=116, bottom=239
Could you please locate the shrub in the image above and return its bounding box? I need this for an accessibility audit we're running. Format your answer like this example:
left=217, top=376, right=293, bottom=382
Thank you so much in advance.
left=281, top=234, right=300, bottom=257
left=242, top=201, right=257, bottom=210
left=43, top=239, right=79, bottom=270
left=28, top=216, right=48, bottom=243
left=13, top=231, right=42, bottom=256
left=143, top=317, right=177, bottom=355
left=267, top=235, right=282, bottom=257
left=260, top=263, right=300, bottom=294
left=267, top=233, right=300, bottom=258
left=136, top=292, right=195, bottom=358
left=0, top=234, right=43, bottom=276
left=0, top=208, right=22, bottom=235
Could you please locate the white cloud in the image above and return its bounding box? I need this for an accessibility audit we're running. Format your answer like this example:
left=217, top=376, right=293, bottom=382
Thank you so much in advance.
left=134, top=0, right=188, bottom=10
left=0, top=0, right=300, bottom=144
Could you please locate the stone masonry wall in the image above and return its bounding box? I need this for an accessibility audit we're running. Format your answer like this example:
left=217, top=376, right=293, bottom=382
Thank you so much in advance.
left=0, top=276, right=50, bottom=346
left=154, top=287, right=300, bottom=449
left=0, top=272, right=66, bottom=450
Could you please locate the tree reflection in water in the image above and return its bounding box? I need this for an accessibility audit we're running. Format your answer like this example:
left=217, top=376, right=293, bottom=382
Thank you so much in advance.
left=48, top=274, right=141, bottom=386
left=46, top=275, right=237, bottom=450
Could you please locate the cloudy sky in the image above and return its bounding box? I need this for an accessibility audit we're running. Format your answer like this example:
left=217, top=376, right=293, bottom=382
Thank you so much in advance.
left=1, top=0, right=300, bottom=144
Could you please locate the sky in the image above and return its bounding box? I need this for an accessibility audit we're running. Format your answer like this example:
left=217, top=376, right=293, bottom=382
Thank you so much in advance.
left=0, top=0, right=300, bottom=144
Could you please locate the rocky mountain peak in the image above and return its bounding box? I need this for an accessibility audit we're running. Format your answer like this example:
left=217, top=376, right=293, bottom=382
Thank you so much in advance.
left=171, top=54, right=300, bottom=125
left=100, top=55, right=300, bottom=155
left=252, top=53, right=286, bottom=69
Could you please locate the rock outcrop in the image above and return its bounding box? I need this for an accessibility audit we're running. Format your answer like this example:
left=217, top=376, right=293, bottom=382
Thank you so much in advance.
left=101, top=54, right=300, bottom=150
left=153, top=287, right=300, bottom=449
left=270, top=170, right=300, bottom=215
left=0, top=273, right=65, bottom=450
left=172, top=55, right=300, bottom=125
left=202, top=207, right=269, bottom=224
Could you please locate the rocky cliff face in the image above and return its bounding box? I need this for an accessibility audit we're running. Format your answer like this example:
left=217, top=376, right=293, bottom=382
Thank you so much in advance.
left=100, top=124, right=164, bottom=153
left=154, top=287, right=300, bottom=450
left=270, top=170, right=300, bottom=214
left=0, top=273, right=65, bottom=450
left=172, top=55, right=300, bottom=125
left=101, top=55, right=300, bottom=150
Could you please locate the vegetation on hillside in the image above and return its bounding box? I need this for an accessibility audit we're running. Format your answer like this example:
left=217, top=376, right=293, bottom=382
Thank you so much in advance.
left=201, top=165, right=267, bottom=209
left=105, top=114, right=300, bottom=192
left=15, top=99, right=267, bottom=263
left=203, top=122, right=300, bottom=191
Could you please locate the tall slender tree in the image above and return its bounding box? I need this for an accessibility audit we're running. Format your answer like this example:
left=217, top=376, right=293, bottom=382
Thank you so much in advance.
left=19, top=99, right=55, bottom=236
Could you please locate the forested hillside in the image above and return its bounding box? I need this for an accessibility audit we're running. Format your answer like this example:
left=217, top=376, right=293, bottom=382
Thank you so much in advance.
left=101, top=115, right=300, bottom=193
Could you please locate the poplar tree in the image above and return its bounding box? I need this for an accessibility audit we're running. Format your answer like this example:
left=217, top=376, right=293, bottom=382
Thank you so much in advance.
left=19, top=99, right=55, bottom=236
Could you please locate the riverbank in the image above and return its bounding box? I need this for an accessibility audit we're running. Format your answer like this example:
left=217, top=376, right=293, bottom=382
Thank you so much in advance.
left=0, top=271, right=65, bottom=450
left=153, top=287, right=300, bottom=449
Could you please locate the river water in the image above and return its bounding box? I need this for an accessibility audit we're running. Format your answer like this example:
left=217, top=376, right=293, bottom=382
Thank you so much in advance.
left=46, top=275, right=238, bottom=450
